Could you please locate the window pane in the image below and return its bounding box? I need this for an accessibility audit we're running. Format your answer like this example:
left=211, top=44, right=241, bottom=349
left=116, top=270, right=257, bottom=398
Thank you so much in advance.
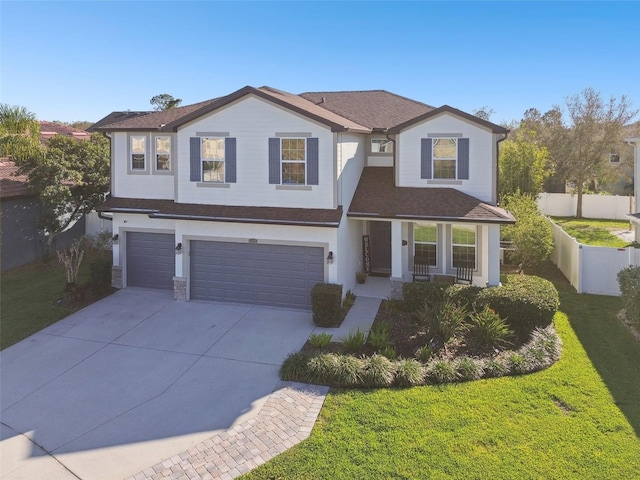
left=415, top=224, right=437, bottom=243
left=453, top=246, right=475, bottom=268
left=372, top=139, right=393, bottom=153
left=434, top=159, right=456, bottom=179
left=131, top=136, right=146, bottom=154
left=156, top=137, right=170, bottom=154
left=433, top=138, right=456, bottom=159
left=282, top=138, right=306, bottom=161
left=202, top=138, right=224, bottom=159
left=156, top=154, right=170, bottom=171
left=131, top=154, right=145, bottom=170
left=452, top=225, right=476, bottom=245
left=415, top=244, right=437, bottom=267
left=282, top=162, right=305, bottom=184
left=203, top=160, right=224, bottom=182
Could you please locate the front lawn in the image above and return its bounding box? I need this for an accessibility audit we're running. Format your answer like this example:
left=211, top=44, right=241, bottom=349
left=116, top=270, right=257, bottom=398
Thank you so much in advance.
left=0, top=261, right=90, bottom=350
left=242, top=269, right=640, bottom=479
left=551, top=217, right=631, bottom=247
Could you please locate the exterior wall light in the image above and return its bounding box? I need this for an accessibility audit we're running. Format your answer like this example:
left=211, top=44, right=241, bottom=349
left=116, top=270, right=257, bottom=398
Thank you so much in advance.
left=175, top=242, right=182, bottom=254
left=112, top=234, right=119, bottom=244
left=327, top=251, right=334, bottom=264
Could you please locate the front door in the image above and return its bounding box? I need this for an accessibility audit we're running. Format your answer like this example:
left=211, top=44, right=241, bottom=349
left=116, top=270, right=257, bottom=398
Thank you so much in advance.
left=370, top=221, right=391, bottom=275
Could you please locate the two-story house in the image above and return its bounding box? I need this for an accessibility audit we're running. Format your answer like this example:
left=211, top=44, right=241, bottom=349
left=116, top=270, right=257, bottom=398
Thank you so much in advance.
left=94, top=86, right=514, bottom=309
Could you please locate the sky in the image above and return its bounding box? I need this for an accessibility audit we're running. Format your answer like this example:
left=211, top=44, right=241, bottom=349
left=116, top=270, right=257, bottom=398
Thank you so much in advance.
left=1, top=1, right=639, bottom=126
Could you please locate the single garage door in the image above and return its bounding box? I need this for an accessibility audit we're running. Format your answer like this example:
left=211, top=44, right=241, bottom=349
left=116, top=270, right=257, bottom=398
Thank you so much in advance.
left=127, top=232, right=175, bottom=290
left=190, top=241, right=324, bottom=309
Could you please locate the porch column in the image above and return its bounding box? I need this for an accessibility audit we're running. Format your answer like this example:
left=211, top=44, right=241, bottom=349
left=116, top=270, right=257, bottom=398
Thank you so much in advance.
left=487, top=224, right=501, bottom=287
left=391, top=220, right=403, bottom=278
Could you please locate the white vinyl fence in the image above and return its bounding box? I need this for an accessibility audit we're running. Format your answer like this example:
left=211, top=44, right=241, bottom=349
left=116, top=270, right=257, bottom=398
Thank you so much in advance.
left=538, top=193, right=635, bottom=220
left=550, top=220, right=639, bottom=296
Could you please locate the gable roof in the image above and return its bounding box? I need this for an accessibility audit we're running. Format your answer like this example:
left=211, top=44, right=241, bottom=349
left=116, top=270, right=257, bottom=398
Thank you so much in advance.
left=299, top=90, right=435, bottom=131
left=39, top=121, right=90, bottom=142
left=348, top=167, right=515, bottom=224
left=387, top=105, right=509, bottom=134
left=0, top=159, right=30, bottom=199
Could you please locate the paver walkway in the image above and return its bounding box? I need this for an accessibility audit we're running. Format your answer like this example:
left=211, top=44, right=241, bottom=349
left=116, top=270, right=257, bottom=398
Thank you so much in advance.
left=125, top=382, right=328, bottom=480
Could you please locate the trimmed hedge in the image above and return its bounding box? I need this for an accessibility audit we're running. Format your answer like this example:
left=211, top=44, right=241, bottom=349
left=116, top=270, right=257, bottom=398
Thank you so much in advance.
left=280, top=326, right=562, bottom=388
left=311, top=283, right=343, bottom=327
left=618, top=266, right=640, bottom=329
left=402, top=282, right=448, bottom=313
left=475, top=274, right=559, bottom=339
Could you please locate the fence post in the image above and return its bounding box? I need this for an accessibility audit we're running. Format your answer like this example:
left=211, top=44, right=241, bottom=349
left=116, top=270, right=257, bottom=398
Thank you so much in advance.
left=577, top=244, right=583, bottom=294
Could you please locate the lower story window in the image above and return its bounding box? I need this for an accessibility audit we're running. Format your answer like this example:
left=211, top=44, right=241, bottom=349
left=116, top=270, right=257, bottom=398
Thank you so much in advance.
left=452, top=225, right=476, bottom=269
left=414, top=223, right=437, bottom=267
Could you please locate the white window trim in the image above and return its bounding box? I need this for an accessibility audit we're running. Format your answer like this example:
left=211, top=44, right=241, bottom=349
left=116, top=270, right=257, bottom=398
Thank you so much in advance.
left=414, top=223, right=438, bottom=268
left=451, top=224, right=477, bottom=270
left=128, top=134, right=149, bottom=174
left=201, top=137, right=225, bottom=183
left=153, top=135, right=172, bottom=174
left=433, top=137, right=458, bottom=180
left=281, top=137, right=307, bottom=186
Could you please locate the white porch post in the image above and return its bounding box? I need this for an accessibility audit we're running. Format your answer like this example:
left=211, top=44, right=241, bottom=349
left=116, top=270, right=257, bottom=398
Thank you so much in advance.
left=487, top=224, right=501, bottom=287
left=391, top=220, right=403, bottom=278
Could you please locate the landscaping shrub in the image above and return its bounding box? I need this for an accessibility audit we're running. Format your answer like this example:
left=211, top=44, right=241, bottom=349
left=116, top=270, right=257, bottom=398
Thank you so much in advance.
left=415, top=344, right=434, bottom=362
left=394, top=359, right=426, bottom=387
left=280, top=352, right=312, bottom=382
left=308, top=332, right=333, bottom=349
left=475, top=274, right=559, bottom=339
left=311, top=283, right=343, bottom=327
left=520, top=326, right=563, bottom=371
left=506, top=352, right=528, bottom=374
left=379, top=346, right=397, bottom=360
left=368, top=321, right=393, bottom=351
left=455, top=356, right=484, bottom=381
left=416, top=299, right=468, bottom=345
left=333, top=355, right=364, bottom=387
left=362, top=354, right=395, bottom=387
left=307, top=353, right=340, bottom=384
left=618, top=266, right=640, bottom=329
left=402, top=282, right=448, bottom=313
left=484, top=356, right=510, bottom=378
left=341, top=329, right=367, bottom=353
left=445, top=284, right=483, bottom=306
left=469, top=305, right=513, bottom=349
left=426, top=359, right=460, bottom=384
left=89, top=257, right=112, bottom=294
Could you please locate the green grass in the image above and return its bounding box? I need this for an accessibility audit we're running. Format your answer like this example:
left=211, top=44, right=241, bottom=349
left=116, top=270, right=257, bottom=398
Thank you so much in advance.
left=551, top=217, right=631, bottom=247
left=242, top=269, right=640, bottom=479
left=1, top=260, right=91, bottom=350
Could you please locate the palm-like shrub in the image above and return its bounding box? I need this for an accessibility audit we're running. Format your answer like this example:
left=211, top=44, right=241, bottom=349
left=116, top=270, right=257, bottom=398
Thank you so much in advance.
left=469, top=305, right=513, bottom=349
left=308, top=332, right=333, bottom=349
left=368, top=321, right=393, bottom=351
left=341, top=329, right=367, bottom=353
left=417, top=299, right=468, bottom=345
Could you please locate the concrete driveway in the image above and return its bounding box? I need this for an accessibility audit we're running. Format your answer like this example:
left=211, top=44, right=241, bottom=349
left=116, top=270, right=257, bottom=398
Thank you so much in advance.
left=0, top=288, right=317, bottom=479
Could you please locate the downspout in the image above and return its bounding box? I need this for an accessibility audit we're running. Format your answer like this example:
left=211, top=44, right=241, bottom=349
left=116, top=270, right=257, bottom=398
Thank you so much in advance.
left=98, top=131, right=114, bottom=222
left=495, top=132, right=509, bottom=206
left=385, top=130, right=397, bottom=184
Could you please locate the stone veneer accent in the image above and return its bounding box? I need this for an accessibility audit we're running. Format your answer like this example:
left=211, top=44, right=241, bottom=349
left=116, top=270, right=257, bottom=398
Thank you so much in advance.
left=111, top=266, right=123, bottom=289
left=173, top=276, right=187, bottom=301
left=390, top=277, right=404, bottom=300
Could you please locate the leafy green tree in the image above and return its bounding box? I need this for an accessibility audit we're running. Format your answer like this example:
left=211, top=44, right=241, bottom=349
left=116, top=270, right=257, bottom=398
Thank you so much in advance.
left=14, top=132, right=110, bottom=256
left=150, top=94, right=182, bottom=111
left=502, top=192, right=553, bottom=273
left=499, top=130, right=550, bottom=198
left=0, top=104, right=42, bottom=161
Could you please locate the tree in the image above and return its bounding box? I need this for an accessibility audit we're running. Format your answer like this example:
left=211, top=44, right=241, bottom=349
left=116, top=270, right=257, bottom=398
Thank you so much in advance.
left=0, top=103, right=42, bottom=161
left=530, top=89, right=638, bottom=217
left=13, top=132, right=110, bottom=256
left=473, top=106, right=495, bottom=121
left=499, top=129, right=550, bottom=198
left=150, top=94, right=182, bottom=111
left=501, top=192, right=553, bottom=273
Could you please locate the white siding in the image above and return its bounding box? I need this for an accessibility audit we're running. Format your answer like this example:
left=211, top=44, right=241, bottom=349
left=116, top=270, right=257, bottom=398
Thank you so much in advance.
left=111, top=132, right=175, bottom=200
left=396, top=113, right=496, bottom=203
left=176, top=96, right=335, bottom=209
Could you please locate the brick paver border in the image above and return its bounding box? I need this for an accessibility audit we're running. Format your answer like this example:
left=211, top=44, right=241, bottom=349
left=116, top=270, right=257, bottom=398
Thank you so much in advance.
left=125, top=381, right=329, bottom=480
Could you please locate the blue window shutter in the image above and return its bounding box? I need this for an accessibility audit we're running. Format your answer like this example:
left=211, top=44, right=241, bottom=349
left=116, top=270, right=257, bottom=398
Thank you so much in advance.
left=458, top=138, right=470, bottom=180
left=307, top=137, right=319, bottom=185
left=190, top=137, right=201, bottom=182
left=268, top=138, right=280, bottom=184
left=421, top=138, right=432, bottom=179
left=225, top=137, right=237, bottom=183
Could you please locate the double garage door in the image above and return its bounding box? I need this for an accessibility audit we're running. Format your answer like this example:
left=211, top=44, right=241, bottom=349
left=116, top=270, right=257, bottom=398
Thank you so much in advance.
left=126, top=233, right=324, bottom=309
left=190, top=240, right=324, bottom=309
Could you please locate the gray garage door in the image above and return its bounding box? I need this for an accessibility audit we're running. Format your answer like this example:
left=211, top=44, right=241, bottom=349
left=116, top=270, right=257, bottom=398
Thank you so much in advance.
left=127, top=232, right=175, bottom=290
left=190, top=241, right=324, bottom=309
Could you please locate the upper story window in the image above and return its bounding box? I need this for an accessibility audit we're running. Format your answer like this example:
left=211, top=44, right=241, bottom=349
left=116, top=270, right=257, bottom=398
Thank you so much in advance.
left=281, top=138, right=306, bottom=185
left=433, top=138, right=457, bottom=179
left=414, top=223, right=438, bottom=267
left=609, top=150, right=620, bottom=163
left=155, top=136, right=171, bottom=171
left=202, top=137, right=225, bottom=182
left=371, top=138, right=393, bottom=154
left=452, top=225, right=476, bottom=269
left=130, top=135, right=146, bottom=170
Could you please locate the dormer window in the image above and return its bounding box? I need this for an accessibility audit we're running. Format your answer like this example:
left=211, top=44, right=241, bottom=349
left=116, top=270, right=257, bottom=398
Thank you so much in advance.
left=371, top=138, right=393, bottom=154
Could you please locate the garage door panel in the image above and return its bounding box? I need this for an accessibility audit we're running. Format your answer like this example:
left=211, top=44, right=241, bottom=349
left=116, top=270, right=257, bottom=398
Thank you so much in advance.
left=127, top=232, right=175, bottom=290
left=190, top=240, right=324, bottom=309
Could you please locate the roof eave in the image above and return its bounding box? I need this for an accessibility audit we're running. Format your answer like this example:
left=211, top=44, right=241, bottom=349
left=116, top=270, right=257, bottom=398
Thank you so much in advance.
left=346, top=212, right=515, bottom=224
left=387, top=105, right=510, bottom=134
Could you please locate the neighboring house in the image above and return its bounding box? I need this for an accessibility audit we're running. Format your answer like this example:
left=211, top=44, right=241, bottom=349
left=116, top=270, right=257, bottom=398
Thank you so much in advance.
left=627, top=136, right=640, bottom=242
left=0, top=122, right=89, bottom=271
left=94, top=86, right=514, bottom=309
